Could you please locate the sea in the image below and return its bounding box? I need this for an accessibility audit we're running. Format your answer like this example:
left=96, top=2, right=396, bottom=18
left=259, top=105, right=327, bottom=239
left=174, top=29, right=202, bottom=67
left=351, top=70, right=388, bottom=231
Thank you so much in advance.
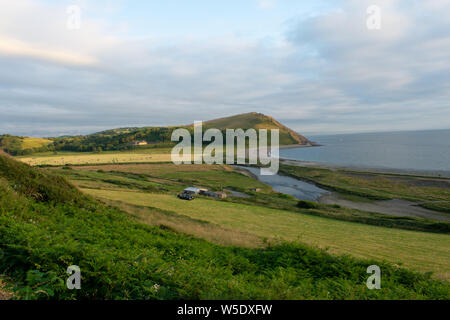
left=280, top=129, right=450, bottom=175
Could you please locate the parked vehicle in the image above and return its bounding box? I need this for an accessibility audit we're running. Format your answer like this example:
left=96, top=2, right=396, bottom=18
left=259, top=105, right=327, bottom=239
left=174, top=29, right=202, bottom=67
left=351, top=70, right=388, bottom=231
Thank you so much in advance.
left=177, top=192, right=194, bottom=201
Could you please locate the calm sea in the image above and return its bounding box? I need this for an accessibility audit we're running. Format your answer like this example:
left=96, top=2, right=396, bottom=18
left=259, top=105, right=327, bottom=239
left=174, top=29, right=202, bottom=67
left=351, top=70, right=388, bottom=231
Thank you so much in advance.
left=280, top=129, right=450, bottom=174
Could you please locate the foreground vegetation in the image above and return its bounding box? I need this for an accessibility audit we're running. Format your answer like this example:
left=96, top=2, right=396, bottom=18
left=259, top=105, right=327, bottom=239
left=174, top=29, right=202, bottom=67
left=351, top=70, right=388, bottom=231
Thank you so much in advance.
left=1, top=154, right=449, bottom=299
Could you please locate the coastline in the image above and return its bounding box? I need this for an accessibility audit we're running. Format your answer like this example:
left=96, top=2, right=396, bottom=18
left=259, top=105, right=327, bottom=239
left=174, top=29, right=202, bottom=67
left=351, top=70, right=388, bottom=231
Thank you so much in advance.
left=280, top=158, right=450, bottom=179
left=236, top=163, right=450, bottom=222
left=248, top=142, right=450, bottom=178
left=279, top=143, right=322, bottom=150
left=244, top=143, right=318, bottom=159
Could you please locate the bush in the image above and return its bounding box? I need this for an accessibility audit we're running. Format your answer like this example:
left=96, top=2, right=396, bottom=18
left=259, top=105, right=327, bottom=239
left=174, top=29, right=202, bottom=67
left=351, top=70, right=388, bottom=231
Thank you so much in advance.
left=0, top=154, right=85, bottom=204
left=297, top=200, right=319, bottom=209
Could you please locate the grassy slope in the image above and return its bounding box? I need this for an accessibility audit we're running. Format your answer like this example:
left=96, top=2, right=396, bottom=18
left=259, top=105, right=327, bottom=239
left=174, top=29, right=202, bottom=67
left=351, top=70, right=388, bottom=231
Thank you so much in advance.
left=0, top=135, right=53, bottom=156
left=83, top=189, right=450, bottom=281
left=201, top=112, right=310, bottom=146
left=108, top=199, right=267, bottom=248
left=20, top=138, right=53, bottom=149
left=0, top=153, right=85, bottom=204
left=1, top=155, right=449, bottom=299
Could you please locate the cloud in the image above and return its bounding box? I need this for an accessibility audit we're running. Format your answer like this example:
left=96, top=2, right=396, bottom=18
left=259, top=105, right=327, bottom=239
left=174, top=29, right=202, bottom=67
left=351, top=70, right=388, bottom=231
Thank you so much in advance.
left=258, top=0, right=276, bottom=9
left=282, top=0, right=450, bottom=133
left=0, top=0, right=449, bottom=136
left=0, top=35, right=96, bottom=65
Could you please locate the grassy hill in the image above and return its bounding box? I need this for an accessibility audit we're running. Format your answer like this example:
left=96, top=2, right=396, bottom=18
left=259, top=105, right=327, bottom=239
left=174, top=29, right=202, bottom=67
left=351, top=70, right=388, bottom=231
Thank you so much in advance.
left=0, top=135, right=53, bottom=156
left=200, top=112, right=310, bottom=146
left=1, top=154, right=449, bottom=299
left=1, top=112, right=310, bottom=155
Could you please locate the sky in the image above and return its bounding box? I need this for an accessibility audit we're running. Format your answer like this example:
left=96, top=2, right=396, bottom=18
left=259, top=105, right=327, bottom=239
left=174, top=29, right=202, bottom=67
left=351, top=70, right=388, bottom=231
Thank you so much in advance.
left=0, top=0, right=450, bottom=137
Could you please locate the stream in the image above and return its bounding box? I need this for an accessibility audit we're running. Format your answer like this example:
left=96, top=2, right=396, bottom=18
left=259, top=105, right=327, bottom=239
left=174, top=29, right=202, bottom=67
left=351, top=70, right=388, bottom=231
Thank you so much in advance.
left=237, top=166, right=450, bottom=221
left=237, top=166, right=329, bottom=201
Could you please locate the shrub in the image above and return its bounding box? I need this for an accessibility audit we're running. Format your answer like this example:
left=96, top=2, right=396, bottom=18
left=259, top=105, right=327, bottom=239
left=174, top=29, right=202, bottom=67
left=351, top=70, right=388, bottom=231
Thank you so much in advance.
left=0, top=154, right=85, bottom=205
left=297, top=200, right=319, bottom=209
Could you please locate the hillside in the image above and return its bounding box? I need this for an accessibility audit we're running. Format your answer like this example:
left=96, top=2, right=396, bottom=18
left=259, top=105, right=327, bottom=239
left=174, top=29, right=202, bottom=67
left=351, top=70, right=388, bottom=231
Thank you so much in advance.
left=1, top=154, right=449, bottom=299
left=0, top=152, right=85, bottom=204
left=0, top=135, right=53, bottom=156
left=1, top=113, right=310, bottom=154
left=200, top=112, right=311, bottom=146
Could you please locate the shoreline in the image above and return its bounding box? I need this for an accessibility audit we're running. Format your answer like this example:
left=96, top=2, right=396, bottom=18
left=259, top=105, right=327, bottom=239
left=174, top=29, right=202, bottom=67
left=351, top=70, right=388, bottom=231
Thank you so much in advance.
left=279, top=158, right=450, bottom=179
left=237, top=164, right=450, bottom=222
left=278, top=143, right=322, bottom=150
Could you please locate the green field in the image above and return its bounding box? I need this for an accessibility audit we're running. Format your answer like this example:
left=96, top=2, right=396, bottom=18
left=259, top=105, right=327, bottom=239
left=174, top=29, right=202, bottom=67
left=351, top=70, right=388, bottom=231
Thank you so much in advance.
left=52, top=163, right=270, bottom=194
left=0, top=135, right=53, bottom=156
left=20, top=137, right=52, bottom=149
left=18, top=151, right=172, bottom=166
left=84, top=189, right=450, bottom=281
left=53, top=163, right=449, bottom=234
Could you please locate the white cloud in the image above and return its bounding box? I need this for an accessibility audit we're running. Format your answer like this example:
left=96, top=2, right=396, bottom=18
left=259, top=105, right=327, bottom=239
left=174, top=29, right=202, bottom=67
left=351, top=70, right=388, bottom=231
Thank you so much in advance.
left=0, top=35, right=96, bottom=65
left=258, top=0, right=276, bottom=9
left=0, top=0, right=450, bottom=136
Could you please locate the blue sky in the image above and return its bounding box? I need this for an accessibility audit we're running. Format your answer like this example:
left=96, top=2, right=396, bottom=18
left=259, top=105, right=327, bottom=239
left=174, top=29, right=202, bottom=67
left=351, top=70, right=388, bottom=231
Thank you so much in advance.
left=1, top=0, right=450, bottom=137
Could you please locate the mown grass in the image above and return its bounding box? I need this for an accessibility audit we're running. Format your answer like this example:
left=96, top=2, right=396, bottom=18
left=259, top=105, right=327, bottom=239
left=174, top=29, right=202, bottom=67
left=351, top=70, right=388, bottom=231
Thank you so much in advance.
left=17, top=148, right=174, bottom=158
left=54, top=163, right=271, bottom=194
left=83, top=189, right=450, bottom=281
left=106, top=199, right=267, bottom=248
left=60, top=169, right=169, bottom=193
left=18, top=152, right=172, bottom=166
